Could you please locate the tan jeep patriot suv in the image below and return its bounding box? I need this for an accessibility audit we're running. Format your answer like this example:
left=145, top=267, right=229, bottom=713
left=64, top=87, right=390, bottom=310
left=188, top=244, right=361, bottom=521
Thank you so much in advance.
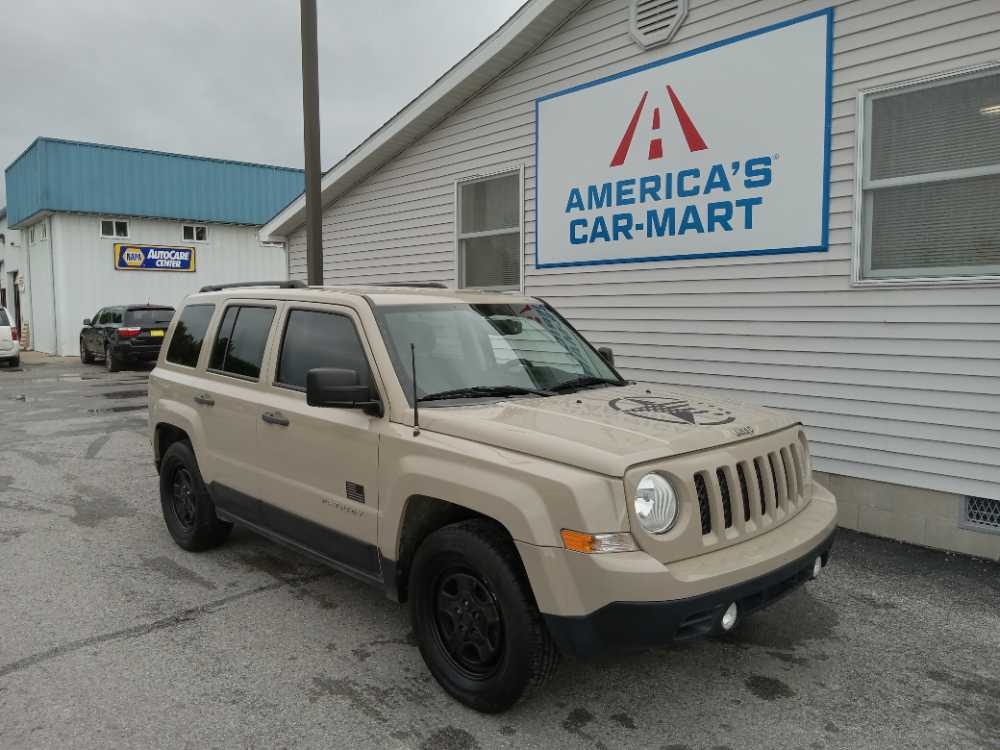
left=148, top=280, right=837, bottom=712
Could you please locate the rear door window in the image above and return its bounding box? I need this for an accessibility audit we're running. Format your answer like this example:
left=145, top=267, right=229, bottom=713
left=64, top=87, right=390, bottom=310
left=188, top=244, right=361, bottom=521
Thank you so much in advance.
left=209, top=305, right=275, bottom=380
left=166, top=304, right=215, bottom=368
left=125, top=308, right=174, bottom=327
left=276, top=309, right=370, bottom=390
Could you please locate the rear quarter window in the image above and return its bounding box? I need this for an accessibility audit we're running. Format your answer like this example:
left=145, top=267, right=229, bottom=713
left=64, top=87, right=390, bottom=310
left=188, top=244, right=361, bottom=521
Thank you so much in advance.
left=0, top=309, right=9, bottom=326
left=166, top=304, right=215, bottom=368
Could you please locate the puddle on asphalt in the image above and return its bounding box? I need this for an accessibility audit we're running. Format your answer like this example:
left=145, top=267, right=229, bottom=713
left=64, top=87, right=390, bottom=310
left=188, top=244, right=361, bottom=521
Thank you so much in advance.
left=87, top=390, right=148, bottom=400
left=87, top=404, right=148, bottom=414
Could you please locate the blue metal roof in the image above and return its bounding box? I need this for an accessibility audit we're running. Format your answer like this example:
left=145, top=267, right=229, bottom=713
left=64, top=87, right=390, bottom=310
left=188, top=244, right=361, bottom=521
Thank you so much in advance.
left=4, top=138, right=303, bottom=228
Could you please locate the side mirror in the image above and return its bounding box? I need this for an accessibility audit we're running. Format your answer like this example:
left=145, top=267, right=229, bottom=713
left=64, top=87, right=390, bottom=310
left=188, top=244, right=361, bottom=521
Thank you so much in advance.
left=598, top=346, right=615, bottom=367
left=83, top=318, right=92, bottom=326
left=306, top=368, right=382, bottom=416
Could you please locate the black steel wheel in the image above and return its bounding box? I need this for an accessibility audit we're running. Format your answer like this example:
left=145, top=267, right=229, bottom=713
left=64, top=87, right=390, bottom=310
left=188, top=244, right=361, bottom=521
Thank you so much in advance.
left=410, top=519, right=559, bottom=712
left=433, top=569, right=504, bottom=679
left=158, top=441, right=232, bottom=552
left=170, top=467, right=198, bottom=531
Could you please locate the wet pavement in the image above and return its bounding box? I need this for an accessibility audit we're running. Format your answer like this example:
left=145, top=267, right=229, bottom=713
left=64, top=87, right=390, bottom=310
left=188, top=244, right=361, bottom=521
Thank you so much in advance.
left=1, top=357, right=998, bottom=749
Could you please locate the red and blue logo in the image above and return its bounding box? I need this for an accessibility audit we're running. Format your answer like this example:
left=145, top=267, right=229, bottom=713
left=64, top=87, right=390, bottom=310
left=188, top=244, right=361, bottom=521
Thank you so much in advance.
left=610, top=86, right=708, bottom=167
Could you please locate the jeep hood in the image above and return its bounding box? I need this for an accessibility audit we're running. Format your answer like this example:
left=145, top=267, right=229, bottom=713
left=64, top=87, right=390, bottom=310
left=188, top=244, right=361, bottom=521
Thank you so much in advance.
left=417, top=383, right=798, bottom=477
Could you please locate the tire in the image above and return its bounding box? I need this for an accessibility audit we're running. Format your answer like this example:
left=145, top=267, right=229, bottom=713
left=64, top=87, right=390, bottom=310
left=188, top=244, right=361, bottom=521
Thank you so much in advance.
left=11, top=356, right=19, bottom=369
left=158, top=441, right=232, bottom=552
left=105, top=346, right=121, bottom=373
left=80, top=341, right=93, bottom=364
left=409, top=518, right=559, bottom=713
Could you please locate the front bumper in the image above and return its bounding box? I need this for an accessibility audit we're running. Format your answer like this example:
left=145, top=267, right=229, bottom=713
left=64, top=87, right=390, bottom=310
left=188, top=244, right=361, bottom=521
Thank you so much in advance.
left=515, top=481, right=837, bottom=656
left=543, top=528, right=834, bottom=656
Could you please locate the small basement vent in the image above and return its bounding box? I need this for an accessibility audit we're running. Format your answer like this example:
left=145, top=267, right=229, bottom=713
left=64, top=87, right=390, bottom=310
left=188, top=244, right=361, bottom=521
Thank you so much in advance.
left=629, top=0, right=688, bottom=49
left=962, top=496, right=1000, bottom=535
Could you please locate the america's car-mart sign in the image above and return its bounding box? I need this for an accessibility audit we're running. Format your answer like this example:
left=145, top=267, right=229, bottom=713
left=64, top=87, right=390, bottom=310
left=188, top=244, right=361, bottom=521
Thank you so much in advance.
left=535, top=9, right=832, bottom=268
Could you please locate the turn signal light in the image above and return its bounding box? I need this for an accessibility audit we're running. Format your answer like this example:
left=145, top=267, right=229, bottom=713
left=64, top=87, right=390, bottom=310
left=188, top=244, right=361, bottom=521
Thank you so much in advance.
left=117, top=327, right=142, bottom=338
left=560, top=529, right=638, bottom=554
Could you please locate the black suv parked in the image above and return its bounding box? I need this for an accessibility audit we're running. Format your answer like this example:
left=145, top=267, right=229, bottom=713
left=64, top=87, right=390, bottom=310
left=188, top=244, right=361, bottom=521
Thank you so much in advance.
left=80, top=305, right=175, bottom=372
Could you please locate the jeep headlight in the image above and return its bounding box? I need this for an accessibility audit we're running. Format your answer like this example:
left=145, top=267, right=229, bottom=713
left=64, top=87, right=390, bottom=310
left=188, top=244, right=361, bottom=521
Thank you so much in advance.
left=634, top=473, right=678, bottom=534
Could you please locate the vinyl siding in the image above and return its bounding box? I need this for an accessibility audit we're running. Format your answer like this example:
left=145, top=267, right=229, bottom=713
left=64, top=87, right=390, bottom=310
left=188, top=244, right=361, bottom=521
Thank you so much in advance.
left=289, top=0, right=1000, bottom=500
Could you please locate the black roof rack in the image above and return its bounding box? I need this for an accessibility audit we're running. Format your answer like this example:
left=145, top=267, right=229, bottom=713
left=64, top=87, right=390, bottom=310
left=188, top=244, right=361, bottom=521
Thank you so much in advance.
left=368, top=282, right=449, bottom=289
left=199, top=280, right=307, bottom=293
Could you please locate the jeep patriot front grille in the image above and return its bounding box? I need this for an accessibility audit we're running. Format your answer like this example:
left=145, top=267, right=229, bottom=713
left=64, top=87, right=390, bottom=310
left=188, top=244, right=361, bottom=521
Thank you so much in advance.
left=694, top=441, right=808, bottom=538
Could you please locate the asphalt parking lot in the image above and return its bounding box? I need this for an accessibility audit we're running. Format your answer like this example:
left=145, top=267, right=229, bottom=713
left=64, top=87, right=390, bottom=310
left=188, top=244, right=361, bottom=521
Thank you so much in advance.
left=1, top=356, right=998, bottom=750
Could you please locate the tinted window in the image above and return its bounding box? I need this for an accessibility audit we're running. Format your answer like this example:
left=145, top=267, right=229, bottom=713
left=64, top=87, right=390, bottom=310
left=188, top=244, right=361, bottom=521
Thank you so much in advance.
left=111, top=309, right=123, bottom=325
left=97, top=309, right=113, bottom=325
left=210, top=306, right=275, bottom=379
left=277, top=310, right=370, bottom=390
left=0, top=309, right=9, bottom=326
left=125, top=308, right=175, bottom=326
left=166, top=305, right=215, bottom=368
left=209, top=307, right=239, bottom=371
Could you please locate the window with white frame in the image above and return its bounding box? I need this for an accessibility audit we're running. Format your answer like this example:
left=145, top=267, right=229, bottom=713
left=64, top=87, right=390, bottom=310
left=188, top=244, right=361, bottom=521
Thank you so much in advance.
left=456, top=170, right=521, bottom=290
left=28, top=226, right=35, bottom=244
left=182, top=224, right=207, bottom=242
left=40, top=220, right=47, bottom=240
left=857, top=66, right=1000, bottom=282
left=100, top=218, right=129, bottom=238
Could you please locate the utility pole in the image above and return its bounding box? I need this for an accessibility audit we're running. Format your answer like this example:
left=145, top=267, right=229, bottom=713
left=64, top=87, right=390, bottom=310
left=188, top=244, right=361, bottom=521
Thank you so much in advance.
left=300, top=0, right=324, bottom=285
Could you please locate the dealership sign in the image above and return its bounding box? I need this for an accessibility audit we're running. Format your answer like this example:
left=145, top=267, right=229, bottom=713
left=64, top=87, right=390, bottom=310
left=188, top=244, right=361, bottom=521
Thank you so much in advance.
left=535, top=9, right=832, bottom=268
left=114, top=244, right=196, bottom=272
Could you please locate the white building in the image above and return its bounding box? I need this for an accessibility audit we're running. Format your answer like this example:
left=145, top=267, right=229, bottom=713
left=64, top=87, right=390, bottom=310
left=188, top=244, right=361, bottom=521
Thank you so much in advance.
left=3, top=138, right=303, bottom=356
left=0, top=209, right=27, bottom=333
left=261, top=0, right=1000, bottom=559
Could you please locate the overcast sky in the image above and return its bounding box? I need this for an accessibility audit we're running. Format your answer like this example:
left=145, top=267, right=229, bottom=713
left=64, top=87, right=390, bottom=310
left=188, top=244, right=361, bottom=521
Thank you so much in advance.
left=0, top=0, right=524, bottom=206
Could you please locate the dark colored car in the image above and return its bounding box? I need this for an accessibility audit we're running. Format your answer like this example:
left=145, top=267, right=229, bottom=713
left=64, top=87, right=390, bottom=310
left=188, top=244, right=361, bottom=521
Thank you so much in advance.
left=80, top=305, right=175, bottom=372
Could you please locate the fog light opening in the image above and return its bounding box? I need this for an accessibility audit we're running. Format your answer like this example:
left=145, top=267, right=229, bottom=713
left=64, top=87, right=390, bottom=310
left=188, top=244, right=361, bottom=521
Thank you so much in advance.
left=811, top=556, right=823, bottom=579
left=721, top=602, right=739, bottom=632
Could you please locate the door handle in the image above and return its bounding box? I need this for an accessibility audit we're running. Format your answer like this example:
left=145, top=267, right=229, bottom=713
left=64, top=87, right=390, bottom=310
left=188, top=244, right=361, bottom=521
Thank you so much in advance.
left=261, top=411, right=290, bottom=427
left=193, top=394, right=215, bottom=406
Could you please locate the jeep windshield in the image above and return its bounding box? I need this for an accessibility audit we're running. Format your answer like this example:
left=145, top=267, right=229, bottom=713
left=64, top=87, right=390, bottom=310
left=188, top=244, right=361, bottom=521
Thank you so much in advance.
left=374, top=302, right=623, bottom=405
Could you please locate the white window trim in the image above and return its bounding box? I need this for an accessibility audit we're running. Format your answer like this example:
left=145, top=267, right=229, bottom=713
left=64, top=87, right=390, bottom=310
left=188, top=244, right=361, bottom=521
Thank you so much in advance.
left=99, top=217, right=131, bottom=239
left=454, top=166, right=524, bottom=293
left=852, top=62, right=1000, bottom=288
left=182, top=224, right=209, bottom=243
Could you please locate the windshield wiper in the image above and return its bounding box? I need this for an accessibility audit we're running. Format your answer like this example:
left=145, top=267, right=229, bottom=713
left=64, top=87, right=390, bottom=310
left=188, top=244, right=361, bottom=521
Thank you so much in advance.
left=549, top=375, right=623, bottom=393
left=417, top=385, right=553, bottom=403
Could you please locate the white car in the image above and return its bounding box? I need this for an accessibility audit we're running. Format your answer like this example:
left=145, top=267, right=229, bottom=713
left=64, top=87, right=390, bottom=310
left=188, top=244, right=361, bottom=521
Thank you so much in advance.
left=0, top=306, right=20, bottom=368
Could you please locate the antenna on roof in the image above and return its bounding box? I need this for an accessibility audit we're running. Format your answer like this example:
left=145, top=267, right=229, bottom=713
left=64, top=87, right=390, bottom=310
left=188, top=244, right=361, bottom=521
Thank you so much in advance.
left=411, top=343, right=420, bottom=436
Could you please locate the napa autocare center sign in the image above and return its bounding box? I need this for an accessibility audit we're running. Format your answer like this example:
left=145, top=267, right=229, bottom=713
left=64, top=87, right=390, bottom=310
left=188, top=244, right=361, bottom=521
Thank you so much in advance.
left=114, top=244, right=196, bottom=272
left=535, top=9, right=833, bottom=268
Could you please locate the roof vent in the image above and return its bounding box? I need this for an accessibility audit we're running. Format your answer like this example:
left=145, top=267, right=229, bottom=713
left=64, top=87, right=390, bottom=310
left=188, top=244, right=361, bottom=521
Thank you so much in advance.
left=961, top=496, right=1000, bottom=535
left=629, top=0, right=688, bottom=49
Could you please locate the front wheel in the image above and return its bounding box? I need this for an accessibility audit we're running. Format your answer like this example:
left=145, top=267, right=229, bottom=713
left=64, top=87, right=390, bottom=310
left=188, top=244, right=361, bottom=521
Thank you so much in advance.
left=158, top=441, right=232, bottom=551
left=80, top=340, right=93, bottom=364
left=409, top=519, right=559, bottom=712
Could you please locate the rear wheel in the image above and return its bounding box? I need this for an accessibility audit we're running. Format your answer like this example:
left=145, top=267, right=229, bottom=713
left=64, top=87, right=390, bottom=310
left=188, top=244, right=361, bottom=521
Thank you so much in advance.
left=105, top=346, right=121, bottom=373
left=409, top=518, right=559, bottom=713
left=159, top=441, right=232, bottom=551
